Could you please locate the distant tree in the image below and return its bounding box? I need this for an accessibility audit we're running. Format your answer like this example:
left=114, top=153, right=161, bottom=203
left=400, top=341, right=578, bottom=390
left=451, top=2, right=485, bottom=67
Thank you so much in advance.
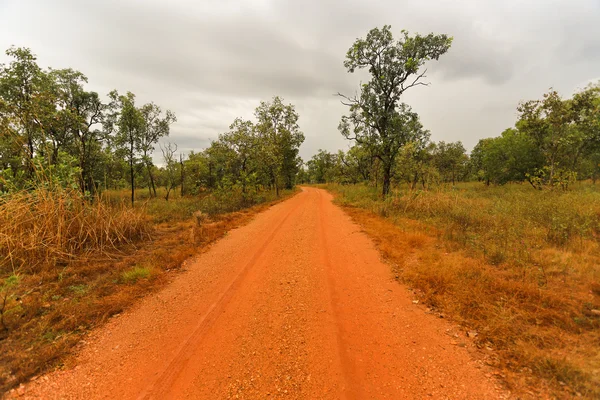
left=105, top=91, right=144, bottom=205
left=472, top=129, right=542, bottom=186
left=338, top=25, right=452, bottom=195
left=138, top=102, right=176, bottom=197
left=160, top=142, right=179, bottom=201
left=255, top=96, right=304, bottom=196
left=307, top=149, right=337, bottom=183
left=516, top=86, right=600, bottom=188
left=432, top=141, right=468, bottom=185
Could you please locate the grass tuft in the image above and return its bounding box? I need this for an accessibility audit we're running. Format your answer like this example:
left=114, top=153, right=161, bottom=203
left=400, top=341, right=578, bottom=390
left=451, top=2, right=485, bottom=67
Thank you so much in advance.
left=121, top=266, right=152, bottom=284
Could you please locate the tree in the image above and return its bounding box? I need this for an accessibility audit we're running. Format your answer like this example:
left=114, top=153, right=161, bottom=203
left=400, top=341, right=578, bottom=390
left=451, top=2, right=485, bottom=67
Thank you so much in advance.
left=472, top=130, right=542, bottom=186
left=255, top=96, right=304, bottom=196
left=339, top=144, right=376, bottom=184
left=48, top=68, right=105, bottom=194
left=105, top=91, right=144, bottom=205
left=516, top=87, right=600, bottom=188
left=219, top=118, right=258, bottom=193
left=0, top=47, right=49, bottom=179
left=307, top=149, right=337, bottom=183
left=431, top=141, right=468, bottom=184
left=160, top=142, right=179, bottom=201
left=139, top=102, right=176, bottom=197
left=395, top=141, right=436, bottom=189
left=338, top=25, right=452, bottom=195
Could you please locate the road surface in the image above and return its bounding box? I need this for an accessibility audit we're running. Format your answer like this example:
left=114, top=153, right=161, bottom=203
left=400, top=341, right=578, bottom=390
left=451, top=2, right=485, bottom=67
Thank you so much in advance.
left=23, top=187, right=502, bottom=399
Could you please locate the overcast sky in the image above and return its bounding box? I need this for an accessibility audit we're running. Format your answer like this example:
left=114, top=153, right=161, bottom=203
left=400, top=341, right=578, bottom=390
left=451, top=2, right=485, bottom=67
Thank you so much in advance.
left=1, top=0, right=599, bottom=161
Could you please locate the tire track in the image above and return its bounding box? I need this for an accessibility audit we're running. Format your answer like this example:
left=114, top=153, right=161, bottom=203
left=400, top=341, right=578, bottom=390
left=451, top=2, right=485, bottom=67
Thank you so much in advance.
left=137, top=197, right=306, bottom=400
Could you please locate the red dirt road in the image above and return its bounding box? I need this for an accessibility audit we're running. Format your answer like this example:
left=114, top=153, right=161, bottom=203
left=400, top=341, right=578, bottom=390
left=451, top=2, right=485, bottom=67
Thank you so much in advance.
left=22, top=188, right=504, bottom=399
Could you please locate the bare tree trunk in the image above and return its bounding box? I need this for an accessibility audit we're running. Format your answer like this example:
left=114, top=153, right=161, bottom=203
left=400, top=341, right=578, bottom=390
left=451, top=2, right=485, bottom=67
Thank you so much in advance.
left=180, top=154, right=184, bottom=197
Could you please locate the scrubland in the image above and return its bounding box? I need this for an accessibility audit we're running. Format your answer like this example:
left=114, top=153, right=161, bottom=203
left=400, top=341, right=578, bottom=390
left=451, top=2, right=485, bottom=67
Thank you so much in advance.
left=326, top=182, right=600, bottom=398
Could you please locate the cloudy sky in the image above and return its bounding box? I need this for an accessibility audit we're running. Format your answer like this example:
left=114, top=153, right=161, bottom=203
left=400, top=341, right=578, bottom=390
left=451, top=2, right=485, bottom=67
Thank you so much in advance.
left=1, top=0, right=599, bottom=161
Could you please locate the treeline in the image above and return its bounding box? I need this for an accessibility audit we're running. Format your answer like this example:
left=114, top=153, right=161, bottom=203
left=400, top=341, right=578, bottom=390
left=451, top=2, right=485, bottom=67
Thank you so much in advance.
left=175, top=97, right=304, bottom=200
left=303, top=140, right=468, bottom=188
left=0, top=47, right=176, bottom=203
left=306, top=85, right=600, bottom=191
left=473, top=86, right=600, bottom=189
left=0, top=47, right=305, bottom=203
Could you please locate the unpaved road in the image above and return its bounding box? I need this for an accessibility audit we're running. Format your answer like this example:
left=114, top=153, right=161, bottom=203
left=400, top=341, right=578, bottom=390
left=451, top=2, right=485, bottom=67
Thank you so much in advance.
left=22, top=188, right=503, bottom=399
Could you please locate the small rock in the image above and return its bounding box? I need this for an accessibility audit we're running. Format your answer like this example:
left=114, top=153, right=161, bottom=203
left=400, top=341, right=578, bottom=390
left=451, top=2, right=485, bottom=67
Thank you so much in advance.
left=412, top=300, right=419, bottom=304
left=466, top=331, right=478, bottom=338
left=590, top=309, right=600, bottom=316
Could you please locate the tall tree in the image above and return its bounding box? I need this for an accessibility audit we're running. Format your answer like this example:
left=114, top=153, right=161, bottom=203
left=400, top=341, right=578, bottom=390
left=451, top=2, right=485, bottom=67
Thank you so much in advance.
left=48, top=68, right=105, bottom=194
left=105, top=91, right=144, bottom=205
left=255, top=96, right=304, bottom=196
left=0, top=47, right=48, bottom=179
left=338, top=26, right=452, bottom=195
left=138, top=102, right=176, bottom=197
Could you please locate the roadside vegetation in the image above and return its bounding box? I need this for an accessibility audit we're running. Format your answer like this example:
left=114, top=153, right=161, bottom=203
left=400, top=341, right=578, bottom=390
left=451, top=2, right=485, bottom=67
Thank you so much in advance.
left=326, top=182, right=600, bottom=398
left=0, top=46, right=304, bottom=392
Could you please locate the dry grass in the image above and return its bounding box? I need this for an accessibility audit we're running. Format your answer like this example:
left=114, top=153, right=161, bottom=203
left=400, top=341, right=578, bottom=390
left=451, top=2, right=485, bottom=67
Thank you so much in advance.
left=326, top=182, right=600, bottom=399
left=0, top=187, right=297, bottom=394
left=0, top=188, right=151, bottom=274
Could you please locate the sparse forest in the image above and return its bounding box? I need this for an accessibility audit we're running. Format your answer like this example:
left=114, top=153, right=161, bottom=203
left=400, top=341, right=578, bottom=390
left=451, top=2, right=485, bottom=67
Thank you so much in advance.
left=1, top=21, right=600, bottom=400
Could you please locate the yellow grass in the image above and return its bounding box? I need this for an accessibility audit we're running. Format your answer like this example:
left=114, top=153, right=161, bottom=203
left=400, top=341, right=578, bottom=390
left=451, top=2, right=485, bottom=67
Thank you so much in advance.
left=0, top=188, right=151, bottom=275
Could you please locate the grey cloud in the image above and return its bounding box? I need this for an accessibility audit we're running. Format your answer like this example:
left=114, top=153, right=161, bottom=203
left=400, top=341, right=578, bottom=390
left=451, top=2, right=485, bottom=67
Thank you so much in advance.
left=1, top=0, right=600, bottom=159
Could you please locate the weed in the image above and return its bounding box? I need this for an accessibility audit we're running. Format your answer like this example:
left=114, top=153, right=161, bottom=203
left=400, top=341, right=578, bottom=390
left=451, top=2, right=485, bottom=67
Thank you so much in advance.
left=121, top=266, right=152, bottom=284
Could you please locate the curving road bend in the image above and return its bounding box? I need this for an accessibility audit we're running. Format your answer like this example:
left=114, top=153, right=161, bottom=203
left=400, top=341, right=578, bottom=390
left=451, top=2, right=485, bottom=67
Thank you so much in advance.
left=23, top=187, right=503, bottom=399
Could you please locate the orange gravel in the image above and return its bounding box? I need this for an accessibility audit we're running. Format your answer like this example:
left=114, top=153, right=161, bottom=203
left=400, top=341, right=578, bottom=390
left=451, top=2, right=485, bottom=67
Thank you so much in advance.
left=19, top=188, right=506, bottom=399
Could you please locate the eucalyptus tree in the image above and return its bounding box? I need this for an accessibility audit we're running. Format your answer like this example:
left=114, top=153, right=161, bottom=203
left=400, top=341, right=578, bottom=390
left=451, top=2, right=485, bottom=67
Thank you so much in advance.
left=48, top=68, right=105, bottom=194
left=338, top=25, right=452, bottom=195
left=105, top=90, right=144, bottom=205
left=254, top=96, right=304, bottom=196
left=138, top=102, right=176, bottom=197
left=219, top=118, right=258, bottom=193
left=0, top=47, right=49, bottom=179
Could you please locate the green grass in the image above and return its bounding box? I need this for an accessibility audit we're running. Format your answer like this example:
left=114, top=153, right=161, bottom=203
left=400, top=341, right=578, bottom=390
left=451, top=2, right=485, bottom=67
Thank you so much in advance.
left=120, top=266, right=152, bottom=284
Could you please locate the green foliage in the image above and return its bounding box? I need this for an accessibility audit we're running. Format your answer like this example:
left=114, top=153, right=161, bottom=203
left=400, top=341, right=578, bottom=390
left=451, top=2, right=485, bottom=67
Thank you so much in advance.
left=472, top=85, right=600, bottom=189
left=121, top=266, right=152, bottom=284
left=178, top=97, right=305, bottom=198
